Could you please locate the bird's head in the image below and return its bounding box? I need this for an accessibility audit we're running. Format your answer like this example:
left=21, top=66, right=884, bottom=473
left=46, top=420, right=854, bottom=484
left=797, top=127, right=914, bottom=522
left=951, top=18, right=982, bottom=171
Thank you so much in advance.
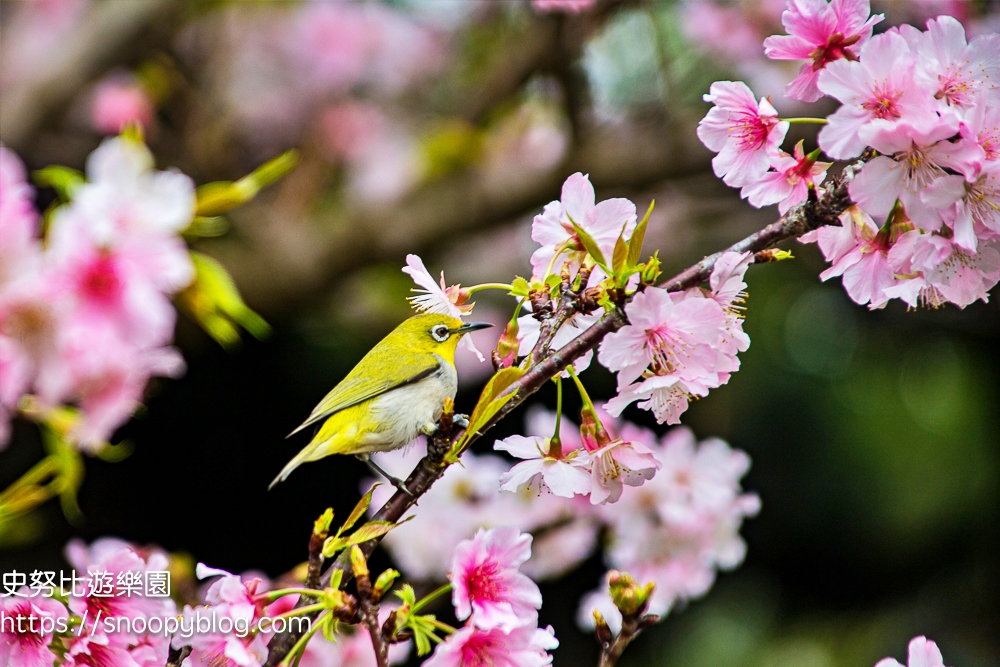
left=395, top=313, right=492, bottom=358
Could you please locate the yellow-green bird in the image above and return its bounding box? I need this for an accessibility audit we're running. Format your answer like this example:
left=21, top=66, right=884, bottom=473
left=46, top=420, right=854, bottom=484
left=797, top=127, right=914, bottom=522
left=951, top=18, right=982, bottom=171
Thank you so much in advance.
left=269, top=314, right=491, bottom=490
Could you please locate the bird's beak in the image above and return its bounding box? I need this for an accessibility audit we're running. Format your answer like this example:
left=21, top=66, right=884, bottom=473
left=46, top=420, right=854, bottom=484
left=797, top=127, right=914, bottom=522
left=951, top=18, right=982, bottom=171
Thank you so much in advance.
left=454, top=321, right=493, bottom=334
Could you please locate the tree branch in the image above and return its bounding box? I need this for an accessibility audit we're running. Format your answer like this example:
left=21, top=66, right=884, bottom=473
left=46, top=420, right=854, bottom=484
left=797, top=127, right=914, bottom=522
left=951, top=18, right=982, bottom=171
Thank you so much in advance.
left=263, top=160, right=862, bottom=666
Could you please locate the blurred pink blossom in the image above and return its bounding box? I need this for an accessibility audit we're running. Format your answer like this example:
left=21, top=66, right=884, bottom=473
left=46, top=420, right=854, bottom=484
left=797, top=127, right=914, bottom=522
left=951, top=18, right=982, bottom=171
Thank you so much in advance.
left=317, top=102, right=386, bottom=163
left=532, top=0, right=596, bottom=12
left=875, top=636, right=950, bottom=667
left=91, top=75, right=155, bottom=135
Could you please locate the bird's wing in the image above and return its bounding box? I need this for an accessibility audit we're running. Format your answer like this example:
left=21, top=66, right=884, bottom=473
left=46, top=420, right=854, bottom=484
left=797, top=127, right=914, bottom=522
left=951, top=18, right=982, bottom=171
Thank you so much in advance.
left=287, top=355, right=440, bottom=438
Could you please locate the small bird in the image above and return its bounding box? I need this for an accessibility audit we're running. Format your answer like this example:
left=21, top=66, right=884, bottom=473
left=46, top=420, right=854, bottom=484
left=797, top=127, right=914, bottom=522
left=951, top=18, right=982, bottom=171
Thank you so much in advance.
left=269, top=314, right=491, bottom=490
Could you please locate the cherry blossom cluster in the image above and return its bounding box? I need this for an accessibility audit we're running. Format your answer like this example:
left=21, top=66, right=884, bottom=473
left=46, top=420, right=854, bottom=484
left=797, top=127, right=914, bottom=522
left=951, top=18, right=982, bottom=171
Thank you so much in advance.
left=0, top=537, right=177, bottom=667
left=366, top=411, right=757, bottom=633
left=0, top=537, right=410, bottom=667
left=0, top=138, right=194, bottom=450
left=697, top=2, right=1000, bottom=310
left=423, top=527, right=558, bottom=667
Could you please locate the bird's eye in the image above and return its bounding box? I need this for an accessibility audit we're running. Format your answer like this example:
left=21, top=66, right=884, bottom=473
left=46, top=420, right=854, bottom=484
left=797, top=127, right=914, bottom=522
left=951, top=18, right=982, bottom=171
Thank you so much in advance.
left=430, top=325, right=450, bottom=342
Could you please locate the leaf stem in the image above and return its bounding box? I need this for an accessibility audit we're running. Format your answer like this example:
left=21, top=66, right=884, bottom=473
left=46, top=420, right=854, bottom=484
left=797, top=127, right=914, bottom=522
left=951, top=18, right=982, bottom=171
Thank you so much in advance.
left=410, top=583, right=452, bottom=615
left=781, top=117, right=828, bottom=125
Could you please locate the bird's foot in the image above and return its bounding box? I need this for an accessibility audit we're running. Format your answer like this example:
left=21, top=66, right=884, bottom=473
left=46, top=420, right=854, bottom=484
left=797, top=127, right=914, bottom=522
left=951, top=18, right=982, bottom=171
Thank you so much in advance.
left=420, top=421, right=439, bottom=437
left=453, top=413, right=470, bottom=430
left=361, top=457, right=413, bottom=496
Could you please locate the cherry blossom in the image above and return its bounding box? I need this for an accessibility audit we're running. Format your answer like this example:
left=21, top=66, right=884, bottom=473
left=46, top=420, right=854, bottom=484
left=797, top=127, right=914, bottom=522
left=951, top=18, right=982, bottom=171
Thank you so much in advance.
left=529, top=172, right=637, bottom=280
left=532, top=0, right=596, bottom=13
left=884, top=229, right=1000, bottom=308
left=402, top=254, right=483, bottom=362
left=740, top=141, right=831, bottom=214
left=450, top=526, right=543, bottom=630
left=697, top=81, right=790, bottom=187
left=801, top=207, right=897, bottom=307
left=847, top=119, right=970, bottom=230
left=817, top=31, right=938, bottom=159
left=62, top=634, right=144, bottom=667
left=579, top=428, right=759, bottom=624
left=598, top=287, right=727, bottom=390
left=874, top=636, right=950, bottom=667
left=423, top=622, right=558, bottom=667
left=493, top=434, right=592, bottom=498
left=763, top=0, right=884, bottom=102
left=588, top=437, right=661, bottom=505
left=923, top=163, right=1000, bottom=251
left=91, top=75, right=154, bottom=135
left=902, top=16, right=1000, bottom=110
left=0, top=593, right=69, bottom=667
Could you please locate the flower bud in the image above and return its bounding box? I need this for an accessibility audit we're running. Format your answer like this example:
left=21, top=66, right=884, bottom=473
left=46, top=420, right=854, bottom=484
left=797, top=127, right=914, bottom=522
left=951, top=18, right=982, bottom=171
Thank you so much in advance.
left=593, top=609, right=613, bottom=645
left=608, top=570, right=655, bottom=617
left=350, top=546, right=369, bottom=582
left=579, top=405, right=612, bottom=453
left=491, top=319, right=520, bottom=370
left=640, top=254, right=662, bottom=284
left=372, top=568, right=400, bottom=603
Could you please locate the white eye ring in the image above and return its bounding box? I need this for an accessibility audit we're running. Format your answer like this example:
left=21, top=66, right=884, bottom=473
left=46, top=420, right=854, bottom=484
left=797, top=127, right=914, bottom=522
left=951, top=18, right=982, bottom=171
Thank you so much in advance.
left=430, top=325, right=451, bottom=342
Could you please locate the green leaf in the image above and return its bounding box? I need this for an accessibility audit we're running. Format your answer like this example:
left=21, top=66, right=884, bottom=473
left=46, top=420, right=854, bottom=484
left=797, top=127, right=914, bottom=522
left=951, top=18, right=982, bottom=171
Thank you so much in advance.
left=320, top=614, right=338, bottom=643
left=178, top=252, right=271, bottom=350
left=395, top=584, right=417, bottom=607
left=612, top=228, right=628, bottom=274
left=322, top=520, right=399, bottom=557
left=33, top=167, right=84, bottom=202
left=195, top=149, right=299, bottom=216
left=627, top=200, right=654, bottom=268
left=184, top=215, right=229, bottom=238
left=337, top=484, right=380, bottom=537
left=453, top=367, right=524, bottom=455
left=510, top=277, right=530, bottom=297
left=571, top=220, right=607, bottom=268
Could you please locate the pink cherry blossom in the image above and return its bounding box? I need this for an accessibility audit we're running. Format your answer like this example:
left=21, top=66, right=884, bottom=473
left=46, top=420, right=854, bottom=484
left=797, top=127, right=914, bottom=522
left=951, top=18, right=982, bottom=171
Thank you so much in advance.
left=402, top=254, right=484, bottom=362
left=848, top=119, right=970, bottom=230
left=697, top=81, right=790, bottom=187
left=494, top=434, right=592, bottom=498
left=817, top=31, right=938, bottom=159
left=529, top=172, right=637, bottom=279
left=64, top=538, right=177, bottom=639
left=922, top=163, right=1000, bottom=251
left=681, top=0, right=772, bottom=65
left=763, top=0, right=884, bottom=102
left=423, top=622, right=558, bottom=667
left=450, top=526, right=543, bottom=630
left=579, top=428, right=759, bottom=623
left=532, top=0, right=595, bottom=12
left=0, top=146, right=39, bottom=287
left=0, top=593, right=69, bottom=667
left=91, top=74, right=155, bottom=135
left=62, top=634, right=143, bottom=667
left=588, top=437, right=661, bottom=505
left=599, top=287, right=727, bottom=389
left=804, top=207, right=897, bottom=306
left=884, top=229, right=1000, bottom=308
left=317, top=102, right=386, bottom=163
left=874, top=636, right=950, bottom=667
left=740, top=141, right=831, bottom=214
left=904, top=16, right=1000, bottom=109
left=605, top=375, right=707, bottom=425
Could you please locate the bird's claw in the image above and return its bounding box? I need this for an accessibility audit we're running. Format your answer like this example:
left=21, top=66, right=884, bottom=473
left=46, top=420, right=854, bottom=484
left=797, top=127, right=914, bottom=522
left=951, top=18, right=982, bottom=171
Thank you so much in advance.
left=453, top=413, right=470, bottom=430
left=420, top=422, right=439, bottom=436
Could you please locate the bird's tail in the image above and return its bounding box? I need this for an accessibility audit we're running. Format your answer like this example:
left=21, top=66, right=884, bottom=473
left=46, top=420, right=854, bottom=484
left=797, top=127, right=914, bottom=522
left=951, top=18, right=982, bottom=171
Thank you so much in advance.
left=268, top=443, right=320, bottom=490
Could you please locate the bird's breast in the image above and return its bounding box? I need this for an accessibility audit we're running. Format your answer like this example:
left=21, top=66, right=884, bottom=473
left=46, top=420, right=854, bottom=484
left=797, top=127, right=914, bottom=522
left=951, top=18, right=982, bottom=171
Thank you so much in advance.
left=365, top=356, right=457, bottom=451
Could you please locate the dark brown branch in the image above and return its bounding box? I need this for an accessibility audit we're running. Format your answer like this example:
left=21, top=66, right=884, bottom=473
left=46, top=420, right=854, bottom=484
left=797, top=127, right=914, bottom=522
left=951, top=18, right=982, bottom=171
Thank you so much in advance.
left=165, top=645, right=191, bottom=667
left=263, top=160, right=862, bottom=666
left=597, top=613, right=659, bottom=667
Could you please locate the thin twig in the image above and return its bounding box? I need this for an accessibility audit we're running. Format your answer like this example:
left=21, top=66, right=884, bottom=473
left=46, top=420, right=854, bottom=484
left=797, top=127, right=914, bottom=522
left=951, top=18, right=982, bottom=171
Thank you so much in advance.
left=597, top=613, right=659, bottom=667
left=165, top=645, right=191, bottom=667
left=263, top=160, right=862, bottom=666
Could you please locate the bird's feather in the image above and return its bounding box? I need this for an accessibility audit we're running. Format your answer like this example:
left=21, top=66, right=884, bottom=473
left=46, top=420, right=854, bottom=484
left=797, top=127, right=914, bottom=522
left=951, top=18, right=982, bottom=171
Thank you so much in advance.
left=287, top=352, right=440, bottom=437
